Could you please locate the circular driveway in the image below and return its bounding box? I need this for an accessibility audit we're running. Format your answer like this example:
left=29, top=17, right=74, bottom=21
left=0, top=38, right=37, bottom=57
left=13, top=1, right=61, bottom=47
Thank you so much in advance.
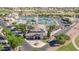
left=25, top=40, right=47, bottom=48
left=21, top=41, right=49, bottom=51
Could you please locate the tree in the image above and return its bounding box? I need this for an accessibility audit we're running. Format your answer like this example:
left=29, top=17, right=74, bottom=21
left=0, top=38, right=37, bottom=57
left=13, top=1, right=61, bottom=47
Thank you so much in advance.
left=47, top=25, right=56, bottom=37
left=49, top=25, right=56, bottom=31
left=3, top=27, right=14, bottom=36
left=55, top=34, right=70, bottom=44
left=0, top=44, right=4, bottom=51
left=47, top=30, right=51, bottom=37
left=7, top=35, right=24, bottom=50
left=15, top=24, right=26, bottom=33
left=4, top=27, right=24, bottom=50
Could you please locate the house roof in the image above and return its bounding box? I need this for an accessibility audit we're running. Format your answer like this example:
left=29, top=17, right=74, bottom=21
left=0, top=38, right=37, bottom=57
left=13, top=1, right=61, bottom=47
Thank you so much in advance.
left=0, top=19, right=4, bottom=25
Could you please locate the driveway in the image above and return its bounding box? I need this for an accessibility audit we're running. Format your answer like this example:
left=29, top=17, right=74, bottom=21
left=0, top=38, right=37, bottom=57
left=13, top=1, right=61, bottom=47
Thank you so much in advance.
left=21, top=40, right=49, bottom=51
left=25, top=40, right=47, bottom=48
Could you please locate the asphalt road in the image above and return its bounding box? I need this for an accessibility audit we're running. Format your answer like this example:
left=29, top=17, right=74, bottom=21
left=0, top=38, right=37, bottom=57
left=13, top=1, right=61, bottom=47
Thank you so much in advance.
left=21, top=41, right=49, bottom=51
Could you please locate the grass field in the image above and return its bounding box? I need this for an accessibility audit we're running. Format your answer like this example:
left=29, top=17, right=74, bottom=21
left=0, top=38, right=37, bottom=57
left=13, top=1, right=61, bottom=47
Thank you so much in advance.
left=75, top=35, right=79, bottom=47
left=57, top=43, right=77, bottom=51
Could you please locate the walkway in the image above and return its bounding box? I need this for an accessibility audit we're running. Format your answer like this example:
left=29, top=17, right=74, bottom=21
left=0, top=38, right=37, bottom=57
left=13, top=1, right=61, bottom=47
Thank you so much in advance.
left=0, top=27, right=5, bottom=36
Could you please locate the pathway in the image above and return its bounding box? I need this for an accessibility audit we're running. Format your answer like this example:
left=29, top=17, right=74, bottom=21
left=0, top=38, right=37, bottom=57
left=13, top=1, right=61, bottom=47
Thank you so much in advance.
left=0, top=27, right=5, bottom=36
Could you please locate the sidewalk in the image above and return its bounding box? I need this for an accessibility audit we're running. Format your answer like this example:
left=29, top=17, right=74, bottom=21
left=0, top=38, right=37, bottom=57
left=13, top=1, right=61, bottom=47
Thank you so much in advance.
left=25, top=39, right=47, bottom=48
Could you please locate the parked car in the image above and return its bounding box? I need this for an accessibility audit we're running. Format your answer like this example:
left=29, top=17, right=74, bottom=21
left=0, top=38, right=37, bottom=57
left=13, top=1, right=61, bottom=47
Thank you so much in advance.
left=48, top=40, right=58, bottom=47
left=2, top=44, right=11, bottom=51
left=0, top=36, right=8, bottom=44
left=13, top=30, right=23, bottom=36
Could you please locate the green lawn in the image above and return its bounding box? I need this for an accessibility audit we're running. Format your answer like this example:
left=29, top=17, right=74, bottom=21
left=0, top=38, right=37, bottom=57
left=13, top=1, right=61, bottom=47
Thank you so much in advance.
left=42, top=39, right=48, bottom=43
left=57, top=43, right=77, bottom=51
left=75, top=35, right=79, bottom=47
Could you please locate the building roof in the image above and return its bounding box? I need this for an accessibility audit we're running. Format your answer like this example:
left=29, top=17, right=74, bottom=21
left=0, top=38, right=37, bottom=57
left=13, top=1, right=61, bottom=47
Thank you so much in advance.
left=0, top=19, right=4, bottom=25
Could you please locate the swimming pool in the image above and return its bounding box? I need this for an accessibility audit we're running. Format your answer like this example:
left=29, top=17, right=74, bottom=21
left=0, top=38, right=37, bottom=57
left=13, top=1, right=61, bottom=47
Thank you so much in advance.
left=38, top=16, right=55, bottom=26
left=17, top=16, right=56, bottom=26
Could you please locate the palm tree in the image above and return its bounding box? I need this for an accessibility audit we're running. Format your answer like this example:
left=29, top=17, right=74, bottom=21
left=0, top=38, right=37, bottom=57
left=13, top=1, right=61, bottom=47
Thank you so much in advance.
left=47, top=25, right=56, bottom=37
